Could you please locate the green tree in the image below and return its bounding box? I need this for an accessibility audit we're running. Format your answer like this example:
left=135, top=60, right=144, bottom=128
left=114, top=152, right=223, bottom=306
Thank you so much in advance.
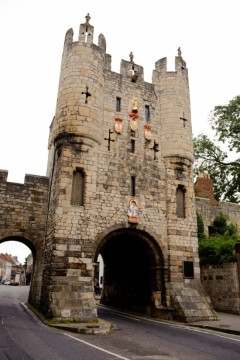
left=193, top=95, right=240, bottom=203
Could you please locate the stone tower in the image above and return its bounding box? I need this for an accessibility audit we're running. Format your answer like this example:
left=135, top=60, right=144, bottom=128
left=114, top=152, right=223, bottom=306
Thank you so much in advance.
left=40, top=14, right=216, bottom=322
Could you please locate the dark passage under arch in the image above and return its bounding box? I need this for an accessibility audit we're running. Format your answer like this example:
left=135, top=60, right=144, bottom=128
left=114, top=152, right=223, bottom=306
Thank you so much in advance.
left=96, top=229, right=165, bottom=314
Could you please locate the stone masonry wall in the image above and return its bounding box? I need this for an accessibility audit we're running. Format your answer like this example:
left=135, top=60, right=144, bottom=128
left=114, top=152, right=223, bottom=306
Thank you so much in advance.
left=0, top=170, right=49, bottom=307
left=201, top=262, right=240, bottom=314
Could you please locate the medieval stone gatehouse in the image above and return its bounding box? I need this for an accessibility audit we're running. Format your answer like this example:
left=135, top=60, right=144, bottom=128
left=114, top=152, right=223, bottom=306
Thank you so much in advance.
left=0, top=14, right=217, bottom=323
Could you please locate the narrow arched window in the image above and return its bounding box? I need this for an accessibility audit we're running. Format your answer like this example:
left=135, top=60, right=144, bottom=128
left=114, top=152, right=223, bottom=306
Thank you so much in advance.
left=145, top=105, right=150, bottom=122
left=176, top=185, right=185, bottom=218
left=71, top=169, right=85, bottom=206
left=130, top=139, right=135, bottom=153
left=116, top=97, right=121, bottom=112
left=131, top=176, right=136, bottom=196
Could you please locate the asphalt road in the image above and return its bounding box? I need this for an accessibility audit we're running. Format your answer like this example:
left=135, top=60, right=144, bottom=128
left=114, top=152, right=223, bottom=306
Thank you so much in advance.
left=0, top=286, right=110, bottom=360
left=96, top=306, right=240, bottom=360
left=0, top=286, right=240, bottom=360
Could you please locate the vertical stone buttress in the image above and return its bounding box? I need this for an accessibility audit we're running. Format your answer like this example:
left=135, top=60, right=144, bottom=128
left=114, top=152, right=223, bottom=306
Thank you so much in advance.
left=41, top=16, right=105, bottom=321
left=153, top=55, right=216, bottom=321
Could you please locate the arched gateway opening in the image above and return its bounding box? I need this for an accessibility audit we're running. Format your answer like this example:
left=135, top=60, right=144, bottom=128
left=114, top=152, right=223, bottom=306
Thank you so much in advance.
left=95, top=228, right=166, bottom=315
left=0, top=236, right=40, bottom=307
left=0, top=236, right=35, bottom=285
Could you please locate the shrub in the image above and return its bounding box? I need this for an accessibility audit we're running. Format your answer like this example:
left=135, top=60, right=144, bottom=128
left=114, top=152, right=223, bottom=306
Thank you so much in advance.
left=198, top=212, right=239, bottom=265
left=199, top=235, right=237, bottom=265
left=212, top=212, right=238, bottom=236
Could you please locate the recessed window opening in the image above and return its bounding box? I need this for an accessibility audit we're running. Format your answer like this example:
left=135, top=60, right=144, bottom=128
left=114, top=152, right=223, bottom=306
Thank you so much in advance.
left=130, top=139, right=135, bottom=153
left=208, top=226, right=215, bottom=237
left=145, top=105, right=150, bottom=122
left=176, top=185, right=186, bottom=218
left=183, top=261, right=194, bottom=278
left=116, top=97, right=121, bottom=112
left=71, top=168, right=85, bottom=206
left=131, top=176, right=136, bottom=196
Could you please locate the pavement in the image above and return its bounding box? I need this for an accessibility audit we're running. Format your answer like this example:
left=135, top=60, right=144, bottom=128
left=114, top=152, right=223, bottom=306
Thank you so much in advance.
left=188, top=311, right=240, bottom=335
left=24, top=302, right=240, bottom=336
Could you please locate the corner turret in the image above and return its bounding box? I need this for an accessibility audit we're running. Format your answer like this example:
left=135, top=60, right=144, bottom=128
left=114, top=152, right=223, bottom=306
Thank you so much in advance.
left=48, top=13, right=106, bottom=174
left=153, top=48, right=193, bottom=163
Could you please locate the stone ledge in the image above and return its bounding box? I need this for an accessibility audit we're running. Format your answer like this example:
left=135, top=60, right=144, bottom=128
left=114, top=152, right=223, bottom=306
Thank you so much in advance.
left=22, top=302, right=113, bottom=335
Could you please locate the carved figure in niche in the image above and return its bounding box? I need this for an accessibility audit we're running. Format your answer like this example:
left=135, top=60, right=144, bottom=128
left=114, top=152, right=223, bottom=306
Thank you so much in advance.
left=114, top=118, right=123, bottom=134
left=128, top=199, right=139, bottom=223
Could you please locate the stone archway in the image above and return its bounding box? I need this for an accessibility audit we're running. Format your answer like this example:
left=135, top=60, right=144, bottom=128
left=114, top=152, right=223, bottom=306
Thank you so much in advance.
left=94, top=228, right=166, bottom=315
left=0, top=236, right=36, bottom=260
left=0, top=235, right=43, bottom=308
left=0, top=236, right=35, bottom=286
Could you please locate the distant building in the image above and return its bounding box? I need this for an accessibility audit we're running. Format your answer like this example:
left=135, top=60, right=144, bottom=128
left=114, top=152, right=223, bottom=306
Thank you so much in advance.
left=0, top=253, right=23, bottom=285
left=25, top=253, right=33, bottom=285
left=0, top=253, right=12, bottom=283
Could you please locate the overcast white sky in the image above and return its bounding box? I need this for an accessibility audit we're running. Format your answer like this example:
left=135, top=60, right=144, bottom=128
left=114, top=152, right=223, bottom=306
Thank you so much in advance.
left=0, top=0, right=240, bottom=262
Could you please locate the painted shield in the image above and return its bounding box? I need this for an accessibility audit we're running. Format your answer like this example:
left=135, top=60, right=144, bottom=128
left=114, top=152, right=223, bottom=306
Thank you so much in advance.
left=129, top=112, right=138, bottom=132
left=144, top=124, right=152, bottom=141
left=114, top=118, right=123, bottom=134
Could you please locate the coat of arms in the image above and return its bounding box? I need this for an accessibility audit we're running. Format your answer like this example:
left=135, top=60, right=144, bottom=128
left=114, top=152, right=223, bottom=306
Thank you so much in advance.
left=114, top=118, right=123, bottom=134
left=129, top=97, right=139, bottom=131
left=144, top=124, right=152, bottom=141
left=129, top=112, right=138, bottom=131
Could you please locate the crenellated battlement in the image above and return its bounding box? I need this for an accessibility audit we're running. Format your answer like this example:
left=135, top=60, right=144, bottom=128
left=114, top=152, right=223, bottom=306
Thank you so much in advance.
left=0, top=170, right=8, bottom=183
left=154, top=52, right=188, bottom=76
left=62, top=14, right=188, bottom=87
left=78, top=13, right=94, bottom=44
left=120, top=59, right=144, bottom=82
left=0, top=170, right=49, bottom=189
left=64, top=28, right=74, bottom=47
left=47, top=13, right=194, bottom=185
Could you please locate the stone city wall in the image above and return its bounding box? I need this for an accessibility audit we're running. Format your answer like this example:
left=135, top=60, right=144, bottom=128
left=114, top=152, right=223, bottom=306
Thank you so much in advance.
left=201, top=262, right=240, bottom=314
left=0, top=170, right=49, bottom=306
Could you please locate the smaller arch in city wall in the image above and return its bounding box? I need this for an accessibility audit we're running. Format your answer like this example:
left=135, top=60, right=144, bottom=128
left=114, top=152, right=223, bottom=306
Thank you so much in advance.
left=0, top=233, right=45, bottom=308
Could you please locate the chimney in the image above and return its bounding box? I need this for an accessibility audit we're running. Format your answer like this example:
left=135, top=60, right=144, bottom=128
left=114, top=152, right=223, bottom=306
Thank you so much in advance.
left=195, top=173, right=218, bottom=205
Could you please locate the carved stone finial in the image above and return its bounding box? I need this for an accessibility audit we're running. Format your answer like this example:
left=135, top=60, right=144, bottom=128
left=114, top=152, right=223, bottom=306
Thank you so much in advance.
left=178, top=47, right=182, bottom=57
left=85, top=13, right=91, bottom=25
left=132, top=98, right=138, bottom=112
left=129, top=51, right=134, bottom=63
